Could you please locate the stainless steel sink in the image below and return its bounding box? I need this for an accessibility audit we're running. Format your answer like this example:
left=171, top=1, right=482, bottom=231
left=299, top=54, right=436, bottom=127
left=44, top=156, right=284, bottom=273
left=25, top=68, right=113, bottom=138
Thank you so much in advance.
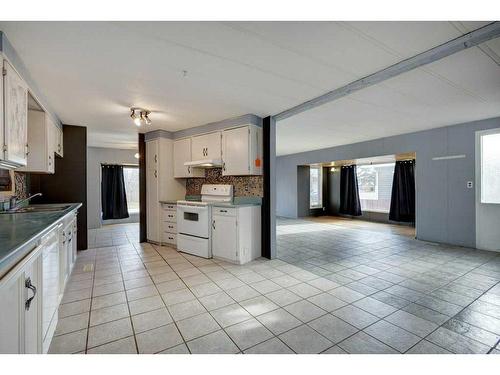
left=0, top=205, right=71, bottom=214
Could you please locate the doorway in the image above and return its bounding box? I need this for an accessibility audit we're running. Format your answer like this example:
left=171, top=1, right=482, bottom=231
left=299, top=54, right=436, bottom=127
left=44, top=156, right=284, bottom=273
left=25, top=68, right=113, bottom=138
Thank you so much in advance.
left=475, top=128, right=500, bottom=251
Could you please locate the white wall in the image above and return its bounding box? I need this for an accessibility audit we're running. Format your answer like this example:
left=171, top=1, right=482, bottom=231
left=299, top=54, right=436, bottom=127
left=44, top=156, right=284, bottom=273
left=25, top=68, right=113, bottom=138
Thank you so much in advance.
left=87, top=147, right=138, bottom=229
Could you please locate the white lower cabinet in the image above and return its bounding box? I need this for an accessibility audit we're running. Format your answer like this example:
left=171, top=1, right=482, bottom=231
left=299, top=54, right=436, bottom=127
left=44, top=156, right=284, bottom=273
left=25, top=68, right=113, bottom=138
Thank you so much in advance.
left=162, top=203, right=178, bottom=246
left=0, top=211, right=78, bottom=354
left=0, top=240, right=44, bottom=353
left=211, top=205, right=261, bottom=265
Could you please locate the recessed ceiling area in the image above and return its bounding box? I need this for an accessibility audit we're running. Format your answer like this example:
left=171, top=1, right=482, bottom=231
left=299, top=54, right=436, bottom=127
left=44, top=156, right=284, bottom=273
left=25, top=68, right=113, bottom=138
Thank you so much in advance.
left=0, top=21, right=497, bottom=150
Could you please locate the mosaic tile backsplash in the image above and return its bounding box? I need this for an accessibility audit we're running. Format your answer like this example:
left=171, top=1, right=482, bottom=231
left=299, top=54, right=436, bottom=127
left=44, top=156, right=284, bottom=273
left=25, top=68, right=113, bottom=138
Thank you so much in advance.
left=14, top=172, right=29, bottom=199
left=185, top=168, right=263, bottom=197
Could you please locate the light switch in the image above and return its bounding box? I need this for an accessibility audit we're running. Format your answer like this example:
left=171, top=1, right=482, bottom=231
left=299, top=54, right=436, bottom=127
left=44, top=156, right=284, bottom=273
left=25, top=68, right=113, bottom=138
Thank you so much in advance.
left=467, top=181, right=473, bottom=189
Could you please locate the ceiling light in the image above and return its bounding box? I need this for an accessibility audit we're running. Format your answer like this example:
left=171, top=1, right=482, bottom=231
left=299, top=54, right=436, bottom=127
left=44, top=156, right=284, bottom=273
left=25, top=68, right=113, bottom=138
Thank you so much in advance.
left=134, top=153, right=140, bottom=159
left=130, top=107, right=151, bottom=127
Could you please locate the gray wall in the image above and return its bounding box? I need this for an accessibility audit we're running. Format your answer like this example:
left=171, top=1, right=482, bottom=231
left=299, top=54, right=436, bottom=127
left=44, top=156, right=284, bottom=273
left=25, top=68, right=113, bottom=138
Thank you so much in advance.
left=87, top=147, right=138, bottom=229
left=276, top=116, right=500, bottom=248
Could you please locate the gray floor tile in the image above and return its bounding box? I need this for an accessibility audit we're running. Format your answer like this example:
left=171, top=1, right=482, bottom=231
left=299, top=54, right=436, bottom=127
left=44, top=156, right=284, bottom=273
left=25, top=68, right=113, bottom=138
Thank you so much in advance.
left=54, top=312, right=90, bottom=336
left=211, top=304, right=252, bottom=327
left=244, top=337, right=294, bottom=354
left=168, top=298, right=206, bottom=321
left=402, top=303, right=450, bottom=325
left=385, top=310, right=438, bottom=337
left=307, top=293, right=347, bottom=312
left=443, top=318, right=500, bottom=347
left=162, top=288, right=196, bottom=306
left=265, top=288, right=302, bottom=307
left=426, top=327, right=490, bottom=354
left=308, top=314, right=358, bottom=344
left=322, top=345, right=348, bottom=354
left=406, top=340, right=452, bottom=354
left=284, top=300, right=327, bottom=322
left=364, top=320, right=421, bottom=353
left=225, top=285, right=261, bottom=302
left=136, top=323, right=183, bottom=353
left=240, top=295, right=279, bottom=316
left=225, top=318, right=274, bottom=350
left=328, top=286, right=365, bottom=303
left=90, top=303, right=129, bottom=327
left=279, top=324, right=333, bottom=354
left=353, top=297, right=398, bottom=318
left=88, top=317, right=134, bottom=348
left=128, top=295, right=165, bottom=316
left=332, top=305, right=379, bottom=329
left=199, top=291, right=235, bottom=311
left=287, top=283, right=322, bottom=298
left=131, top=308, right=173, bottom=333
left=91, top=291, right=127, bottom=310
left=48, top=329, right=88, bottom=354
left=257, top=308, right=302, bottom=335
left=58, top=299, right=91, bottom=318
left=338, top=331, right=398, bottom=354
left=87, top=336, right=137, bottom=354
left=187, top=330, right=239, bottom=354
left=159, top=343, right=190, bottom=354
left=454, top=309, right=500, bottom=335
left=176, top=312, right=220, bottom=341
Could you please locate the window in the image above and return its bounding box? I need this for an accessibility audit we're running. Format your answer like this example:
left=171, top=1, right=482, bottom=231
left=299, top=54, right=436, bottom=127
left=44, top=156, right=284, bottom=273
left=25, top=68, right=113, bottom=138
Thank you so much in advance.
left=357, top=163, right=395, bottom=213
left=123, top=167, right=139, bottom=212
left=310, top=165, right=323, bottom=208
left=481, top=132, right=500, bottom=204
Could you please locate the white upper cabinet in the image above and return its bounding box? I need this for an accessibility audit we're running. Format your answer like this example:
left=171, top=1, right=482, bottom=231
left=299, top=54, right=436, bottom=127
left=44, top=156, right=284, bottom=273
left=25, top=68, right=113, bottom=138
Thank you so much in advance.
left=54, top=125, right=63, bottom=157
left=191, top=131, right=221, bottom=161
left=173, top=138, right=204, bottom=178
left=19, top=110, right=56, bottom=174
left=222, top=125, right=262, bottom=176
left=2, top=60, right=28, bottom=167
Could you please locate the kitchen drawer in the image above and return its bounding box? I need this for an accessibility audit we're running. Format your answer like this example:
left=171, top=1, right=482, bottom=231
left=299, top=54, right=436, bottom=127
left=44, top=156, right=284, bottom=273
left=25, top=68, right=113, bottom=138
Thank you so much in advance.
left=163, top=210, right=177, bottom=222
left=162, top=232, right=177, bottom=245
left=213, top=207, right=237, bottom=217
left=162, top=203, right=177, bottom=211
left=163, top=222, right=177, bottom=233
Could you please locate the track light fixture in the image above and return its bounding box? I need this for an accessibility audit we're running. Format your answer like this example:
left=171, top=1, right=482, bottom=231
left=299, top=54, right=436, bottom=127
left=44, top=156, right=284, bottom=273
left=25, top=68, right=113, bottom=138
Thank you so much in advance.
left=130, top=107, right=152, bottom=127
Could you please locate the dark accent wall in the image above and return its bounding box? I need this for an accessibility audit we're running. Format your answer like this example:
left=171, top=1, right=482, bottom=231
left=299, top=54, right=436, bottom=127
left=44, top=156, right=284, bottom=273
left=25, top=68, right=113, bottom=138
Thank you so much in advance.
left=297, top=165, right=329, bottom=217
left=261, top=116, right=271, bottom=259
left=139, top=133, right=147, bottom=243
left=29, top=125, right=88, bottom=250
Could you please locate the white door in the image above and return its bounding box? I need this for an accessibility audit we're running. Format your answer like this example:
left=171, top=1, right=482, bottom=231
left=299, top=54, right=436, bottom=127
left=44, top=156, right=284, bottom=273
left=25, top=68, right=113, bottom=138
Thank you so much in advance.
left=212, top=214, right=238, bottom=262
left=3, top=60, right=28, bottom=166
left=476, top=129, right=500, bottom=251
left=223, top=127, right=249, bottom=176
left=191, top=132, right=221, bottom=160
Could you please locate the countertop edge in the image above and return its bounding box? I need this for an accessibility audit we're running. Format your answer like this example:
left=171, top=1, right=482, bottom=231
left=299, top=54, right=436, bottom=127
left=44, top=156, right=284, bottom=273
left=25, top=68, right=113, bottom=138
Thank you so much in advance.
left=0, top=203, right=82, bottom=280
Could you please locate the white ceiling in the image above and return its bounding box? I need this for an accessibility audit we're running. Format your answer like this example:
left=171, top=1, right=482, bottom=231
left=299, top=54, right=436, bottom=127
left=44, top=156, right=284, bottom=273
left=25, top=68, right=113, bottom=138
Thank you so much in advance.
left=0, top=21, right=497, bottom=151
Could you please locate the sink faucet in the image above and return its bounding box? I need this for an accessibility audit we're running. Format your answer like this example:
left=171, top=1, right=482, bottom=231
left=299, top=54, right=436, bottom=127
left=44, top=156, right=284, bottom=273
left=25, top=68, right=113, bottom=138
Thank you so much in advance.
left=10, top=193, right=43, bottom=210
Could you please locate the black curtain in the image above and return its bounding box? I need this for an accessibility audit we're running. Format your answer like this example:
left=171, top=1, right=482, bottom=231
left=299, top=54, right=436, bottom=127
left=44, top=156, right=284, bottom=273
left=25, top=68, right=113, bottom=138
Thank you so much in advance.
left=339, top=165, right=362, bottom=216
left=101, top=165, right=129, bottom=220
left=389, top=160, right=415, bottom=222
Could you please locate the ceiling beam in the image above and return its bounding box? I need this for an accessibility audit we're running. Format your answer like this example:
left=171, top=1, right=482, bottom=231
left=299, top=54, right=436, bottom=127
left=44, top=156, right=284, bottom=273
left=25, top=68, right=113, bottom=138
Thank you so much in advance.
left=274, top=22, right=500, bottom=122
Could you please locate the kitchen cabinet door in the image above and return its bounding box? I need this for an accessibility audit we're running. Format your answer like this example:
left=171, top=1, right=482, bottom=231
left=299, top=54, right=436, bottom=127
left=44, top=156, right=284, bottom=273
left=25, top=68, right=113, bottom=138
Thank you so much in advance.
left=173, top=138, right=203, bottom=178
left=24, top=254, right=42, bottom=354
left=42, top=229, right=60, bottom=353
left=212, top=214, right=238, bottom=262
left=191, top=132, right=221, bottom=161
left=146, top=166, right=160, bottom=242
left=55, top=126, right=63, bottom=157
left=0, top=271, right=23, bottom=353
left=20, top=110, right=55, bottom=174
left=146, top=139, right=159, bottom=170
left=222, top=126, right=249, bottom=176
left=3, top=60, right=28, bottom=166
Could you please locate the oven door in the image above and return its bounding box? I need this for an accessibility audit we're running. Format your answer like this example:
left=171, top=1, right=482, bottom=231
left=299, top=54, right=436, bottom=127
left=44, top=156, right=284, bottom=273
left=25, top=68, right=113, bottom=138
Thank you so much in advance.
left=177, top=204, right=209, bottom=238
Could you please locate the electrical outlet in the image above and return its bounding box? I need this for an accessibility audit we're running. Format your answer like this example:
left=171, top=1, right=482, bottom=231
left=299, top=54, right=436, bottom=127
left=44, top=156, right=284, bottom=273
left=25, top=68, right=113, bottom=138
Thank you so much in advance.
left=467, top=181, right=473, bottom=189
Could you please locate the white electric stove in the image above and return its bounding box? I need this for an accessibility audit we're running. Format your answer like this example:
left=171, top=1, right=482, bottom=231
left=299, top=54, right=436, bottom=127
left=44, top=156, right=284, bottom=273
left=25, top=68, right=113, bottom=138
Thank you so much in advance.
left=176, top=184, right=233, bottom=258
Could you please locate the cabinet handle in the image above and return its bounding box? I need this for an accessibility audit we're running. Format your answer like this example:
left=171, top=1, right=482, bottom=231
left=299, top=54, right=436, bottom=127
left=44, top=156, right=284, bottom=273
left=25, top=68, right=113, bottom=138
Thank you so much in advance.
left=188, top=166, right=191, bottom=174
left=25, top=277, right=37, bottom=311
left=220, top=210, right=227, bottom=213
left=222, top=162, right=226, bottom=172
left=154, top=154, right=158, bottom=163
left=25, top=144, right=30, bottom=156
left=212, top=219, right=216, bottom=230
left=154, top=170, right=157, bottom=178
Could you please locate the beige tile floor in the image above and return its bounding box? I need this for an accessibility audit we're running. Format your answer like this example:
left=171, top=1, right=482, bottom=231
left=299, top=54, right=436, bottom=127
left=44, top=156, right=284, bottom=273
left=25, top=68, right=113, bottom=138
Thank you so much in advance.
left=49, top=221, right=500, bottom=354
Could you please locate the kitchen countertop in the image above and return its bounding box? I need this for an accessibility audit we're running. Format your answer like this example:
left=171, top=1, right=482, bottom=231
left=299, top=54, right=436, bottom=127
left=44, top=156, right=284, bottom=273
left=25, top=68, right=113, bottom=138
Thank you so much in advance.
left=0, top=203, right=81, bottom=279
left=159, top=200, right=178, bottom=205
left=212, top=202, right=262, bottom=208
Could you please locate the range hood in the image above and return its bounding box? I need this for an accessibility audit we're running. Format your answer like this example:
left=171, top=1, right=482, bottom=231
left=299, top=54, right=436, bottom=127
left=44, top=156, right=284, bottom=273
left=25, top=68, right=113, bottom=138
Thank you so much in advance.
left=184, top=159, right=223, bottom=168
